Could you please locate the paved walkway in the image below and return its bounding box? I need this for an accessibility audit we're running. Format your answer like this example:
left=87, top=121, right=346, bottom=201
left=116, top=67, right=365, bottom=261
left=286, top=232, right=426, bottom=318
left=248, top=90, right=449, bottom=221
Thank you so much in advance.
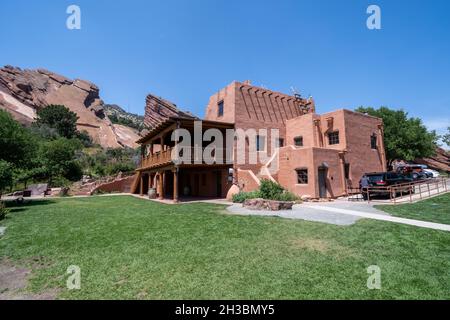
left=301, top=203, right=450, bottom=232
left=227, top=199, right=450, bottom=232
left=227, top=204, right=362, bottom=225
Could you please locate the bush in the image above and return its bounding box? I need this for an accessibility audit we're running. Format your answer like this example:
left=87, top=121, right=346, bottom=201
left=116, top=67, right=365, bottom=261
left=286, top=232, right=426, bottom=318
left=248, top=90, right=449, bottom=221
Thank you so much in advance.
left=50, top=176, right=71, bottom=188
left=232, top=180, right=300, bottom=203
left=275, top=191, right=300, bottom=202
left=106, top=162, right=135, bottom=176
left=232, top=190, right=261, bottom=203
left=76, top=130, right=94, bottom=148
left=259, top=179, right=285, bottom=200
left=0, top=202, right=9, bottom=220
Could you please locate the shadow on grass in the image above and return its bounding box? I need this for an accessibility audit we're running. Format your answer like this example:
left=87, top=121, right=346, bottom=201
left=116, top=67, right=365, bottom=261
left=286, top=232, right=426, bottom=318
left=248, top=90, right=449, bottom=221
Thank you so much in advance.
left=3, top=199, right=56, bottom=211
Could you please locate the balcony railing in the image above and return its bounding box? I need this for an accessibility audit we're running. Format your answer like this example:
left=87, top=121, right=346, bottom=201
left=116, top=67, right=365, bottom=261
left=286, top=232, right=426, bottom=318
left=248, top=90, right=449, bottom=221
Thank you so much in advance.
left=141, top=147, right=173, bottom=168
left=140, top=147, right=231, bottom=169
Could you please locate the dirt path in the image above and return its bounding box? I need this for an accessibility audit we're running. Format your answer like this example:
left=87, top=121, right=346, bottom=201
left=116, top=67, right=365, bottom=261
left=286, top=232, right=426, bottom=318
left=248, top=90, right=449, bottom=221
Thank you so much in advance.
left=0, top=259, right=57, bottom=300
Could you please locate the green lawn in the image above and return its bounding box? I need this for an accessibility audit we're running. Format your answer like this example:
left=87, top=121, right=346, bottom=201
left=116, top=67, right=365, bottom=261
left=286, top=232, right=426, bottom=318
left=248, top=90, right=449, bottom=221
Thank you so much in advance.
left=375, top=193, right=450, bottom=225
left=1, top=195, right=450, bottom=299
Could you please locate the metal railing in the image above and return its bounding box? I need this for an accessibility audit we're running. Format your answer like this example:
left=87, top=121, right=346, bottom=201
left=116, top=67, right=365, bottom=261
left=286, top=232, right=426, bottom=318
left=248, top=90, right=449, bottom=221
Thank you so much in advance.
left=347, top=177, right=449, bottom=204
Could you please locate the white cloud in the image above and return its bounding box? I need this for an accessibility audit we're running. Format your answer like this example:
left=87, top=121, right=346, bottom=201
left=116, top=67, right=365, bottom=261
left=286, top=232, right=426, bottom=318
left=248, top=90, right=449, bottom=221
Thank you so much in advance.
left=423, top=118, right=449, bottom=133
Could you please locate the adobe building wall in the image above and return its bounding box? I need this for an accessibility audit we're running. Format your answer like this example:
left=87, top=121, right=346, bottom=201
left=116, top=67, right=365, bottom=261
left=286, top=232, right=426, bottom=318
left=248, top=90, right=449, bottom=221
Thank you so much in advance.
left=311, top=148, right=344, bottom=198
left=342, top=110, right=386, bottom=189
left=278, top=146, right=316, bottom=197
left=205, top=81, right=315, bottom=186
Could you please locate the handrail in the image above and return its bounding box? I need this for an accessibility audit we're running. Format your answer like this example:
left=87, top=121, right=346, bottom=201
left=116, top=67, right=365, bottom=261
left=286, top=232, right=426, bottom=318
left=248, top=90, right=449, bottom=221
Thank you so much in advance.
left=140, top=147, right=231, bottom=169
left=348, top=177, right=448, bottom=204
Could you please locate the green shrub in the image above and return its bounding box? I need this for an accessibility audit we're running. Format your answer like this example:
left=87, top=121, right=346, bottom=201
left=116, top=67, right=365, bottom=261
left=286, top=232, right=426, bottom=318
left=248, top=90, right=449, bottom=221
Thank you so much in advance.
left=106, top=162, right=135, bottom=176
left=50, top=176, right=71, bottom=188
left=0, top=202, right=9, bottom=220
left=232, top=190, right=261, bottom=203
left=259, top=179, right=285, bottom=200
left=275, top=191, right=300, bottom=202
left=232, top=180, right=299, bottom=203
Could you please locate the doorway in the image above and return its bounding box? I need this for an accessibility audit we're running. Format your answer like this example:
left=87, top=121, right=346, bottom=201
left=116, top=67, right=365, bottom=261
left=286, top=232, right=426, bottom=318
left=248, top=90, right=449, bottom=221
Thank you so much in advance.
left=318, top=167, right=327, bottom=198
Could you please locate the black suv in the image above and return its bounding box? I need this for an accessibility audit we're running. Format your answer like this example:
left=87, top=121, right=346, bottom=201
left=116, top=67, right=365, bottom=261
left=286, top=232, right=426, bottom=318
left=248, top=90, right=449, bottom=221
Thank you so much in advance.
left=360, top=172, right=413, bottom=200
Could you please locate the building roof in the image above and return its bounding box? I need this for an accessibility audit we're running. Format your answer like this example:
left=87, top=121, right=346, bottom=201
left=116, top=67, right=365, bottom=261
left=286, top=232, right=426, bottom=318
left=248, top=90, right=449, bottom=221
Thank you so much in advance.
left=137, top=117, right=234, bottom=144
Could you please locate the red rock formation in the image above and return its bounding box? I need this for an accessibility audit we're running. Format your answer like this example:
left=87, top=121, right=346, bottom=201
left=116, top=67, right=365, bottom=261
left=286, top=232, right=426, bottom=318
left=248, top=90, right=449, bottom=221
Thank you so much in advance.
left=415, top=147, right=450, bottom=172
left=0, top=65, right=140, bottom=149
left=144, top=94, right=198, bottom=129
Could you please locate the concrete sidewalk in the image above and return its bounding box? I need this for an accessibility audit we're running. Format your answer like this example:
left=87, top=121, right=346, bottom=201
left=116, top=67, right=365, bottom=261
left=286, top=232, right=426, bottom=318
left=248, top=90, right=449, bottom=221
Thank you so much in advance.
left=301, top=204, right=450, bottom=232
left=227, top=199, right=450, bottom=232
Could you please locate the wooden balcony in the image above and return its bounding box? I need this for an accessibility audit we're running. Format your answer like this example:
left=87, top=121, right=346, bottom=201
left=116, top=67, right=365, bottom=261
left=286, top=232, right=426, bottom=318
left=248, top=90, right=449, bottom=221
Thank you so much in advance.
left=139, top=147, right=231, bottom=170
left=140, top=147, right=173, bottom=169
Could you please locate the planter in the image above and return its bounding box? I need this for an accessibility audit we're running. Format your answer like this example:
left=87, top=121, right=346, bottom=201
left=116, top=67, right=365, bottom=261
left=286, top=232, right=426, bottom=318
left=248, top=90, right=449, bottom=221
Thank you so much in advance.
left=243, top=198, right=294, bottom=211
left=148, top=188, right=157, bottom=199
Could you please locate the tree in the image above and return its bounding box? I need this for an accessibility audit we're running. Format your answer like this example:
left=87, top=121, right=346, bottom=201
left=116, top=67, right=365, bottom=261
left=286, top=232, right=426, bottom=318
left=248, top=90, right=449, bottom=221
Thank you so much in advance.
left=0, top=160, right=13, bottom=198
left=40, top=138, right=83, bottom=184
left=0, top=110, right=36, bottom=167
left=36, top=105, right=79, bottom=139
left=443, top=127, right=450, bottom=148
left=355, top=107, right=439, bottom=166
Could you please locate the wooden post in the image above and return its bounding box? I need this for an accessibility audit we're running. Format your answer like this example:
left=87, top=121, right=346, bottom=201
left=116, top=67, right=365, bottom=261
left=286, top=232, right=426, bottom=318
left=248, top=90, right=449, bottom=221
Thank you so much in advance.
left=173, top=168, right=179, bottom=203
left=140, top=175, right=144, bottom=196
left=158, top=172, right=164, bottom=200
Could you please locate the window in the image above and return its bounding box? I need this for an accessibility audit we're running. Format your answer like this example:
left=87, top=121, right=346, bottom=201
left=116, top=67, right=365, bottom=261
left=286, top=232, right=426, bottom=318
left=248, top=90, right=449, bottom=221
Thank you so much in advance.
left=296, top=169, right=308, bottom=184
left=294, top=136, right=303, bottom=147
left=256, top=135, right=265, bottom=151
left=277, top=138, right=284, bottom=148
left=371, top=134, right=377, bottom=149
left=328, top=131, right=339, bottom=145
left=218, top=101, right=224, bottom=117
left=344, top=163, right=350, bottom=179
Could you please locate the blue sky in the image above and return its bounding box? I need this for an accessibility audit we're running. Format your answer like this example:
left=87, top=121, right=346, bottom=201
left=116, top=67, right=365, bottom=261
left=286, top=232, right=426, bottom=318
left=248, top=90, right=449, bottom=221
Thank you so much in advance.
left=1, top=0, right=449, bottom=137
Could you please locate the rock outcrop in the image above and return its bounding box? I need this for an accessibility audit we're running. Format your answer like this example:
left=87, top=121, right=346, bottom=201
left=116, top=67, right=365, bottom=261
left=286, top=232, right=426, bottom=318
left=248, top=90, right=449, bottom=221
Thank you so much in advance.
left=415, top=147, right=450, bottom=173
left=0, top=65, right=140, bottom=149
left=144, top=93, right=198, bottom=129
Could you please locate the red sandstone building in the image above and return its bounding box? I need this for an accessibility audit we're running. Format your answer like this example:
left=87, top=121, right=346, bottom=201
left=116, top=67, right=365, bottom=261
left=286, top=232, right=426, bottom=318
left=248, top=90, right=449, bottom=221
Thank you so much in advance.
left=133, top=81, right=387, bottom=202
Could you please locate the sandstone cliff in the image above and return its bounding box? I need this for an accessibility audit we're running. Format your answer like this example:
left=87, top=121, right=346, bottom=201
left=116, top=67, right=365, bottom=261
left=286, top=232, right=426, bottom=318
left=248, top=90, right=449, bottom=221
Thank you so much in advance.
left=415, top=147, right=450, bottom=173
left=0, top=65, right=140, bottom=149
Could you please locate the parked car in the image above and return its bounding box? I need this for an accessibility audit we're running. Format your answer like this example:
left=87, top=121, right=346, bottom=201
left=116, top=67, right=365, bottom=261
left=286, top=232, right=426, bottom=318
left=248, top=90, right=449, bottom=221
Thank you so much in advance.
left=396, top=164, right=430, bottom=181
left=423, top=168, right=440, bottom=178
left=360, top=172, right=413, bottom=200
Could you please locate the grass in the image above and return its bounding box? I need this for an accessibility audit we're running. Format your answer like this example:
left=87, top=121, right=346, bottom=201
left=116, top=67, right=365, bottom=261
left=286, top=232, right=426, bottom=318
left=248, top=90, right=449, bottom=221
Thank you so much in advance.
left=0, top=195, right=450, bottom=299
left=375, top=193, right=450, bottom=225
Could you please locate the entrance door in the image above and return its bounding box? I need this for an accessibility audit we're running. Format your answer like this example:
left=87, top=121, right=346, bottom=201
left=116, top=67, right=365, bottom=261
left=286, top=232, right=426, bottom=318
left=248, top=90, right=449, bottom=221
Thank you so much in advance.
left=216, top=171, right=222, bottom=198
left=318, top=168, right=327, bottom=198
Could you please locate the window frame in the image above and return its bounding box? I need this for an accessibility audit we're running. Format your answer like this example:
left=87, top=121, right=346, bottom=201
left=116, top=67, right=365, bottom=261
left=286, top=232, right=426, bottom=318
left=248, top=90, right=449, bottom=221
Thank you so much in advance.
left=328, top=131, right=340, bottom=145
left=296, top=168, right=308, bottom=184
left=294, top=136, right=303, bottom=147
left=217, top=100, right=224, bottom=117
left=370, top=134, right=377, bottom=149
left=256, top=135, right=266, bottom=152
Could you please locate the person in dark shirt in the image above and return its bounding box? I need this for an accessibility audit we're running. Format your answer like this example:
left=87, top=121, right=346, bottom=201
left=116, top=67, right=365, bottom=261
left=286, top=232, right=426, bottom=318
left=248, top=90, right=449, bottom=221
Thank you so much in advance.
left=360, top=175, right=370, bottom=200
